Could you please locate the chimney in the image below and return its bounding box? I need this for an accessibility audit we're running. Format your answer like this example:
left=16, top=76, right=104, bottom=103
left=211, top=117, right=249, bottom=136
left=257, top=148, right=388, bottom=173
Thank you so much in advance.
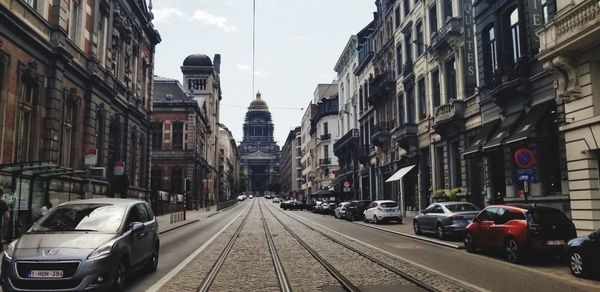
left=214, top=54, right=221, bottom=72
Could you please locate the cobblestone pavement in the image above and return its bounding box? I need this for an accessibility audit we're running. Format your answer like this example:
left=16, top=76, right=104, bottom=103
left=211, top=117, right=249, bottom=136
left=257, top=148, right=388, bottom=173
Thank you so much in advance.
left=263, top=202, right=474, bottom=292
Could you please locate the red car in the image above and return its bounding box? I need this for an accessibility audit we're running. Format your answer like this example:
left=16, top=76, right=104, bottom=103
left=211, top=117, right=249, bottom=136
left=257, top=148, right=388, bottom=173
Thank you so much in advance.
left=464, top=204, right=576, bottom=263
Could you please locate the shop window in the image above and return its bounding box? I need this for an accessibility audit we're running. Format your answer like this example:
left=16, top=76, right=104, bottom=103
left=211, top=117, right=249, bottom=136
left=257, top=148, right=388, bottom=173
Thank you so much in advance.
left=450, top=141, right=461, bottom=188
left=436, top=146, right=445, bottom=189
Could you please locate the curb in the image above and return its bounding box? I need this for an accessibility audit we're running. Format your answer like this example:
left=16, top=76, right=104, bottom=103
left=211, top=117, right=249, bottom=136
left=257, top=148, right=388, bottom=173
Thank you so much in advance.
left=207, top=201, right=240, bottom=218
left=353, top=221, right=463, bottom=249
left=159, top=219, right=200, bottom=234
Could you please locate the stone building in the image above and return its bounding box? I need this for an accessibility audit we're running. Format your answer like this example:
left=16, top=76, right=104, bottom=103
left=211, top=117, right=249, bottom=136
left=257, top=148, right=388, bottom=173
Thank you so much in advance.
left=537, top=0, right=600, bottom=233
left=218, top=124, right=240, bottom=201
left=0, top=0, right=159, bottom=236
left=312, top=84, right=340, bottom=194
left=238, top=92, right=280, bottom=195
left=180, top=54, right=222, bottom=204
left=280, top=127, right=302, bottom=199
left=151, top=76, right=210, bottom=210
left=300, top=103, right=317, bottom=197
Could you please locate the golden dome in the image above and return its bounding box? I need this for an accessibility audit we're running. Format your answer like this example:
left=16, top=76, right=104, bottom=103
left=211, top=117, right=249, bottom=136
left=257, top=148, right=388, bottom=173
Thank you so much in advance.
left=248, top=91, right=269, bottom=110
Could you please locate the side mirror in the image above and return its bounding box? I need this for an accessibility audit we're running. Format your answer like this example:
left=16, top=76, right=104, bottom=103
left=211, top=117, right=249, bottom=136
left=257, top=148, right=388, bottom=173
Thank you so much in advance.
left=421, top=210, right=426, bottom=214
left=131, top=222, right=144, bottom=233
left=472, top=217, right=480, bottom=223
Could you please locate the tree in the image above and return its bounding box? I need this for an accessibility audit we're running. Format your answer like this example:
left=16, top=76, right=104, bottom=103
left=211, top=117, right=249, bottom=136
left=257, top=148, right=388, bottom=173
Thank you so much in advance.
left=239, top=173, right=248, bottom=193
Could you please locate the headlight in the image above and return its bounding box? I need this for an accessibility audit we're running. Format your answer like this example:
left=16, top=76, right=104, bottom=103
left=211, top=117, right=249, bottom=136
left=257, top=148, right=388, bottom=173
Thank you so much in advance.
left=87, top=241, right=116, bottom=261
left=3, top=240, right=17, bottom=260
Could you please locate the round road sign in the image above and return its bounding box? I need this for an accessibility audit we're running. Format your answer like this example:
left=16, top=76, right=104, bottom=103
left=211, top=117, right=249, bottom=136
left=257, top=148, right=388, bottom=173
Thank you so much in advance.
left=343, top=181, right=350, bottom=188
left=514, top=148, right=536, bottom=169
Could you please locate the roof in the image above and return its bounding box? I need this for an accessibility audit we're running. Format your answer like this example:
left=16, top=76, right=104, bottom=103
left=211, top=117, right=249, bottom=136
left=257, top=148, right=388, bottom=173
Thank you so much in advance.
left=248, top=91, right=269, bottom=110
left=153, top=79, right=193, bottom=102
left=59, top=198, right=145, bottom=207
left=183, top=54, right=212, bottom=67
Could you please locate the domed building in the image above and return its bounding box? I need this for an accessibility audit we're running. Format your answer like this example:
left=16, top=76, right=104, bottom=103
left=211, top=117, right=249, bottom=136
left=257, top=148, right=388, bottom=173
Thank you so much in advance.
left=239, top=91, right=280, bottom=195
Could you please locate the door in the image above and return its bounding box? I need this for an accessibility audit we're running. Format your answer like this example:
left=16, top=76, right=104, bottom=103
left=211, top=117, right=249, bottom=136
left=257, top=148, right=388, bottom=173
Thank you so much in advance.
left=489, top=208, right=511, bottom=249
left=472, top=207, right=497, bottom=248
left=364, top=202, right=376, bottom=220
left=126, top=204, right=152, bottom=266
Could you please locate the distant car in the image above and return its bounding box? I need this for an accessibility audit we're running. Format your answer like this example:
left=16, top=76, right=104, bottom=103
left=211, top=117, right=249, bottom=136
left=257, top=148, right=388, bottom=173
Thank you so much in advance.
left=280, top=200, right=298, bottom=210
left=273, top=198, right=280, bottom=203
left=265, top=195, right=272, bottom=199
left=363, top=200, right=402, bottom=224
left=311, top=201, right=323, bottom=213
left=318, top=201, right=337, bottom=215
left=237, top=195, right=246, bottom=201
left=334, top=202, right=350, bottom=219
left=345, top=200, right=371, bottom=221
left=1, top=199, right=159, bottom=292
left=567, top=228, right=600, bottom=277
left=464, top=204, right=576, bottom=263
left=413, top=202, right=481, bottom=239
left=249, top=195, right=254, bottom=199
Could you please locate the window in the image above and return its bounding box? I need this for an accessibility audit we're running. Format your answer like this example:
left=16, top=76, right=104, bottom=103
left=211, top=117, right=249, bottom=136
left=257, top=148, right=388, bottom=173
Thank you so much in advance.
left=172, top=122, right=184, bottom=150
left=139, top=135, right=147, bottom=188
left=188, top=78, right=207, bottom=91
left=403, top=0, right=410, bottom=16
left=323, top=145, right=329, bottom=159
left=62, top=100, right=76, bottom=167
left=445, top=57, right=456, bottom=101
left=436, top=146, right=445, bottom=189
left=450, top=141, right=461, bottom=188
left=171, top=167, right=183, bottom=194
left=541, top=0, right=550, bottom=24
left=443, top=0, right=453, bottom=20
left=510, top=8, right=522, bottom=61
left=98, top=13, right=109, bottom=66
left=476, top=207, right=498, bottom=222
left=396, top=43, right=403, bottom=76
left=416, top=22, right=424, bottom=56
left=429, top=4, right=438, bottom=35
left=69, top=0, right=81, bottom=43
left=432, top=70, right=441, bottom=108
left=394, top=6, right=401, bottom=28
left=16, top=69, right=38, bottom=162
left=418, top=78, right=426, bottom=120
left=407, top=87, right=415, bottom=124
left=151, top=122, right=163, bottom=150
left=398, top=94, right=405, bottom=126
left=130, top=131, right=137, bottom=185
left=486, top=26, right=498, bottom=75
left=151, top=167, right=162, bottom=190
left=323, top=122, right=329, bottom=135
left=431, top=205, right=444, bottom=214
left=405, top=31, right=413, bottom=63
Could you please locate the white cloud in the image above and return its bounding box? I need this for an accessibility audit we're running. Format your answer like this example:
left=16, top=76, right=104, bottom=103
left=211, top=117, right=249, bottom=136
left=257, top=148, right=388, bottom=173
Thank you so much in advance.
left=236, top=63, right=267, bottom=78
left=191, top=10, right=238, bottom=32
left=152, top=8, right=185, bottom=23
left=236, top=63, right=251, bottom=71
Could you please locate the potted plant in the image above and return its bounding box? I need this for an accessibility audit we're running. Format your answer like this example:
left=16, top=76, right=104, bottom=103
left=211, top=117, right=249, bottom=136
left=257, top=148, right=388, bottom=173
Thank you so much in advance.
left=448, top=188, right=462, bottom=201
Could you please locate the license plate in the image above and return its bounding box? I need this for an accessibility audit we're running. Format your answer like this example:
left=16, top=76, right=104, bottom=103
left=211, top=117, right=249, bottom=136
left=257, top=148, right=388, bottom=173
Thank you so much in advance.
left=29, top=270, right=63, bottom=278
left=546, top=240, right=565, bottom=246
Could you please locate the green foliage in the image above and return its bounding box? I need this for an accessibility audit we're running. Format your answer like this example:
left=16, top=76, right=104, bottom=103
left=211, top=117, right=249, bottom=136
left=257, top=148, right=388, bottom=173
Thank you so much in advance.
left=448, top=188, right=462, bottom=200
left=434, top=189, right=448, bottom=197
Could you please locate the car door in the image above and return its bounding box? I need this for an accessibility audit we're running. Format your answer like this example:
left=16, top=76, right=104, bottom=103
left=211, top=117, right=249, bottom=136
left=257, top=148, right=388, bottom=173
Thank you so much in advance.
left=426, top=205, right=445, bottom=232
left=472, top=208, right=497, bottom=249
left=489, top=208, right=511, bottom=249
left=126, top=204, right=152, bottom=266
left=364, top=202, right=376, bottom=219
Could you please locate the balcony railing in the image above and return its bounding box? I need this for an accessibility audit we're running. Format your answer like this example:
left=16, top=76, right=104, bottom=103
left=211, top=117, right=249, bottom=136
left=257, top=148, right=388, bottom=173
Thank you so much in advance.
left=370, top=121, right=394, bottom=146
left=485, top=56, right=529, bottom=106
left=320, top=133, right=331, bottom=141
left=367, top=72, right=395, bottom=105
left=319, top=158, right=331, bottom=165
left=333, top=128, right=359, bottom=153
left=393, top=123, right=418, bottom=149
left=429, top=17, right=462, bottom=56
left=432, top=99, right=465, bottom=134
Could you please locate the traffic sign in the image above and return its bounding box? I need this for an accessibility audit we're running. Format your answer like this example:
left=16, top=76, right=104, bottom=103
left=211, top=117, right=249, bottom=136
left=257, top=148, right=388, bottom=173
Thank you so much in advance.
left=514, top=148, right=536, bottom=169
left=343, top=181, right=350, bottom=188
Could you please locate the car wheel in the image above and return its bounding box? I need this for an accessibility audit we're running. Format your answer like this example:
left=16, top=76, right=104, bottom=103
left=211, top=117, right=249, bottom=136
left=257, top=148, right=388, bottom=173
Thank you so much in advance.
left=464, top=232, right=476, bottom=253
left=413, top=220, right=422, bottom=235
left=146, top=243, right=159, bottom=273
left=436, top=223, right=445, bottom=240
left=505, top=238, right=521, bottom=263
left=569, top=251, right=588, bottom=277
left=113, top=259, right=128, bottom=292
left=373, top=215, right=379, bottom=225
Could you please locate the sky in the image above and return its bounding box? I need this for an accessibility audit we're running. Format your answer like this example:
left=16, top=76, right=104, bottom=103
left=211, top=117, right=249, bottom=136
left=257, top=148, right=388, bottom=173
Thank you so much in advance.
left=151, top=0, right=376, bottom=145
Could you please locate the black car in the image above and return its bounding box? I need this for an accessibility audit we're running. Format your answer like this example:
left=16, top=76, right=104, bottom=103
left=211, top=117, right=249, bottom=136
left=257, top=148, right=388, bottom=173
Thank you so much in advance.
left=344, top=200, right=371, bottom=221
left=566, top=228, right=600, bottom=277
left=280, top=200, right=306, bottom=210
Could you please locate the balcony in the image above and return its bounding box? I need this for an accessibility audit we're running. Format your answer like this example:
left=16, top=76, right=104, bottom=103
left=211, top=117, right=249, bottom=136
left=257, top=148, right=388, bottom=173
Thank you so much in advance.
left=370, top=121, right=394, bottom=147
left=392, top=123, right=418, bottom=150
left=432, top=99, right=465, bottom=136
left=319, top=158, right=331, bottom=165
left=320, top=133, right=331, bottom=141
left=367, top=72, right=395, bottom=105
left=485, top=57, right=530, bottom=107
left=334, top=128, right=359, bottom=154
left=429, top=17, right=462, bottom=57
left=357, top=145, right=371, bottom=164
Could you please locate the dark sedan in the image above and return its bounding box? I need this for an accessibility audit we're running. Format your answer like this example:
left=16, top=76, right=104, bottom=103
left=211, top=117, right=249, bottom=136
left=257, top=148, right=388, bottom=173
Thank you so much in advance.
left=344, top=200, right=371, bottom=221
left=567, top=228, right=600, bottom=277
left=413, top=202, right=480, bottom=239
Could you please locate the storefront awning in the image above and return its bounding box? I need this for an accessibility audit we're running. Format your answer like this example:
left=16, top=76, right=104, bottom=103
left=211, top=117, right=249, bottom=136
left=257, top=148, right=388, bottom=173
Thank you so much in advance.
left=385, top=165, right=415, bottom=183
left=505, top=101, right=554, bottom=145
left=463, top=120, right=500, bottom=158
left=483, top=112, right=522, bottom=151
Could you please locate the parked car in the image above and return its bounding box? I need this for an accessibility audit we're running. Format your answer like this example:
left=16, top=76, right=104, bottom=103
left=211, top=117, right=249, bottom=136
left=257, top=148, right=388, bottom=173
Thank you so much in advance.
left=310, top=201, right=323, bottom=213
left=345, top=200, right=371, bottom=221
left=334, top=202, right=350, bottom=219
left=1, top=199, right=159, bottom=292
left=464, top=204, right=576, bottom=263
left=413, top=202, right=481, bottom=239
left=249, top=195, right=254, bottom=199
left=265, top=195, right=272, bottom=199
left=237, top=195, right=247, bottom=201
left=322, top=201, right=338, bottom=215
left=273, top=197, right=280, bottom=203
left=363, top=200, right=402, bottom=224
left=566, top=228, right=600, bottom=277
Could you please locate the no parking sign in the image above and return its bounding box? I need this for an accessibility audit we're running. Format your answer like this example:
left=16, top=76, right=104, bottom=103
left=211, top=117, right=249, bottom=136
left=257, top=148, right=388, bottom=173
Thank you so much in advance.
left=514, top=148, right=536, bottom=169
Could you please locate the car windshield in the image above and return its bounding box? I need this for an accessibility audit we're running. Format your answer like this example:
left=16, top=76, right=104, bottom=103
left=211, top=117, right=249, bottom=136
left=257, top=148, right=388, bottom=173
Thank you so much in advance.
left=446, top=203, right=479, bottom=212
left=380, top=202, right=397, bottom=208
left=30, top=204, right=127, bottom=233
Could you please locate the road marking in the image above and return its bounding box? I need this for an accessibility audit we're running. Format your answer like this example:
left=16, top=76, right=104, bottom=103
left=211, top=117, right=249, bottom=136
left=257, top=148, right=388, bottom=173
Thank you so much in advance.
left=146, top=204, right=250, bottom=292
left=286, top=211, right=490, bottom=292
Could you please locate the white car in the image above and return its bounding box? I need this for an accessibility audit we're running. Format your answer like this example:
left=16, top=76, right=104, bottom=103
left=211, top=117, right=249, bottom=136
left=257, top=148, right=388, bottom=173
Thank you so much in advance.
left=334, top=202, right=350, bottom=219
left=249, top=195, right=254, bottom=199
left=273, top=198, right=280, bottom=203
left=363, top=200, right=402, bottom=224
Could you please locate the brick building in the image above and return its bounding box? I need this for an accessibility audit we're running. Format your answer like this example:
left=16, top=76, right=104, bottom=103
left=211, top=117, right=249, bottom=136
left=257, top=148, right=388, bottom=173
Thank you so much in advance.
left=0, top=0, right=160, bottom=236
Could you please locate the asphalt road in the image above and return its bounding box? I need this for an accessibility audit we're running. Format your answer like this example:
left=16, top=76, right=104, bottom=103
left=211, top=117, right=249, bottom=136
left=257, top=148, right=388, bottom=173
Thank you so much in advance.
left=286, top=209, right=600, bottom=292
left=126, top=201, right=248, bottom=292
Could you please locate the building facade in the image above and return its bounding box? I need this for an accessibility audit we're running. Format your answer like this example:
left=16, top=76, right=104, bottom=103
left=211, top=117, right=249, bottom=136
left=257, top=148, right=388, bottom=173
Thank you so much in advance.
left=312, top=84, right=340, bottom=194
left=218, top=124, right=240, bottom=201
left=280, top=127, right=301, bottom=198
left=300, top=103, right=317, bottom=197
left=151, top=77, right=210, bottom=210
left=0, top=0, right=160, bottom=235
left=537, top=0, right=600, bottom=233
left=238, top=92, right=280, bottom=195
left=180, top=54, right=222, bottom=204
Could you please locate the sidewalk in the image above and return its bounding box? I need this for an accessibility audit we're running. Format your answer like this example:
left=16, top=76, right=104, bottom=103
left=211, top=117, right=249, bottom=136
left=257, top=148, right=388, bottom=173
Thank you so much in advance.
left=352, top=215, right=464, bottom=249
left=156, top=203, right=238, bottom=234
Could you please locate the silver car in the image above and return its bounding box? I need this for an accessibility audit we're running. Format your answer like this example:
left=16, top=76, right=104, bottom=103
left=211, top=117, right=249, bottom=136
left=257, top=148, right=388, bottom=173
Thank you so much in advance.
left=334, top=202, right=350, bottom=219
left=1, top=199, right=159, bottom=291
left=413, top=202, right=480, bottom=239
